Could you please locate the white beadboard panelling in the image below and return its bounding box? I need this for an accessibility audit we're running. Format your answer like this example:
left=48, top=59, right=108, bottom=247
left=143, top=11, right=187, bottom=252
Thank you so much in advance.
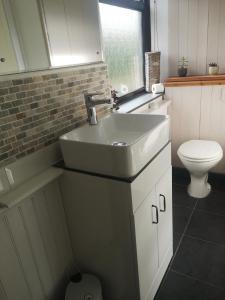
left=166, top=85, right=225, bottom=173
left=218, top=0, right=225, bottom=73
left=200, top=85, right=225, bottom=173
left=0, top=280, right=7, bottom=300
left=20, top=199, right=55, bottom=299
left=0, top=179, right=75, bottom=300
left=32, top=191, right=67, bottom=300
left=44, top=181, right=74, bottom=276
left=7, top=207, right=45, bottom=299
left=206, top=0, right=221, bottom=67
left=150, top=0, right=169, bottom=81
left=168, top=0, right=179, bottom=76
left=153, top=0, right=225, bottom=78
left=0, top=216, right=31, bottom=299
left=167, top=86, right=201, bottom=167
left=178, top=0, right=189, bottom=61
left=187, top=0, right=198, bottom=75
left=196, top=0, right=209, bottom=74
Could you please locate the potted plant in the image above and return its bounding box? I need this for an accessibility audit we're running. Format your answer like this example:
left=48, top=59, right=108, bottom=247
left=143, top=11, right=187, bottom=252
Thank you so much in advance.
left=178, top=57, right=188, bottom=77
left=208, top=63, right=219, bottom=75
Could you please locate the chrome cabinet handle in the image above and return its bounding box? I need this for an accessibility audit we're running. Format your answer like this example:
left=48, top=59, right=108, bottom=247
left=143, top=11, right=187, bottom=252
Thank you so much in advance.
left=159, top=194, right=166, bottom=212
left=152, top=205, right=159, bottom=224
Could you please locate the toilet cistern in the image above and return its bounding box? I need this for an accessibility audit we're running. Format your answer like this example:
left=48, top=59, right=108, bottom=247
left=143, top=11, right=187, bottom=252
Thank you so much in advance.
left=84, top=92, right=112, bottom=125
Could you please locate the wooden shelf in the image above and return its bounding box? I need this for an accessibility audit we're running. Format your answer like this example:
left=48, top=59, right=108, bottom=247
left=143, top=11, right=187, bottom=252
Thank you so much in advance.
left=164, top=74, right=225, bottom=87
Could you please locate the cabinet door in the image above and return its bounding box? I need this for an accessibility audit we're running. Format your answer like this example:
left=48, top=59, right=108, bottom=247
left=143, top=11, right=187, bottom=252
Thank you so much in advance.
left=134, top=190, right=159, bottom=300
left=42, top=0, right=102, bottom=67
left=156, top=167, right=173, bottom=264
left=0, top=0, right=19, bottom=73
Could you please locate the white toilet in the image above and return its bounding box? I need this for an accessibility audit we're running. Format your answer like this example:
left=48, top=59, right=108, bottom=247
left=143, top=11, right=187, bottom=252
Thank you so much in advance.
left=177, top=140, right=223, bottom=198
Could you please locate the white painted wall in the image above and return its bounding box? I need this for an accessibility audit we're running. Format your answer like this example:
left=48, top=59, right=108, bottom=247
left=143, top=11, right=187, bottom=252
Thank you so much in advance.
left=152, top=0, right=225, bottom=78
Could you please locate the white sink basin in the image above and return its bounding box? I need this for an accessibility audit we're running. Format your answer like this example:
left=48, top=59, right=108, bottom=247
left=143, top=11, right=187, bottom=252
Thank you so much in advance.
left=60, top=113, right=170, bottom=178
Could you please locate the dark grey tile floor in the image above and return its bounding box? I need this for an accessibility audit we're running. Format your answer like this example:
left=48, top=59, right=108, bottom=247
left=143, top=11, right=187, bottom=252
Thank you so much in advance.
left=155, top=172, right=225, bottom=300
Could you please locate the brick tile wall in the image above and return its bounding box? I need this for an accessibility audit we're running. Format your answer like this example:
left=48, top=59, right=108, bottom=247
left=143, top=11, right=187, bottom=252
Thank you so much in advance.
left=0, top=63, right=111, bottom=167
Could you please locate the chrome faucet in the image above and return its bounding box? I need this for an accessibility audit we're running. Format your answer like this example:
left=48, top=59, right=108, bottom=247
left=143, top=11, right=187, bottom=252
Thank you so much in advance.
left=84, top=92, right=112, bottom=125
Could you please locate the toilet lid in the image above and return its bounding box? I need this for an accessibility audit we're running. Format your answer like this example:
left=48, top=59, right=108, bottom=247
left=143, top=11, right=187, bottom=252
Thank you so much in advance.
left=178, top=140, right=223, bottom=161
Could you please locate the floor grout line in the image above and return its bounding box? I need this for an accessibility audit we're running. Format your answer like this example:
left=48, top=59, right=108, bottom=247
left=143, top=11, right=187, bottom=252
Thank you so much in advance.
left=194, top=207, right=225, bottom=218
left=154, top=196, right=198, bottom=299
left=172, top=182, right=189, bottom=188
left=173, top=182, right=225, bottom=193
left=173, top=203, right=196, bottom=209
left=184, top=233, right=225, bottom=248
left=155, top=196, right=199, bottom=297
left=170, top=269, right=225, bottom=292
left=169, top=198, right=199, bottom=271
left=156, top=182, right=225, bottom=298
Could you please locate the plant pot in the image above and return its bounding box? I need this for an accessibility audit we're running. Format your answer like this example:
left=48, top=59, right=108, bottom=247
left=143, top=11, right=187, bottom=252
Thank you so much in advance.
left=178, top=67, right=188, bottom=77
left=209, top=66, right=219, bottom=75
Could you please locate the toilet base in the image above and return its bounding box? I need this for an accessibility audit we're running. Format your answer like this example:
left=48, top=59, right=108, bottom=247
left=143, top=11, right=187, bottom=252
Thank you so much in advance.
left=187, top=173, right=211, bottom=198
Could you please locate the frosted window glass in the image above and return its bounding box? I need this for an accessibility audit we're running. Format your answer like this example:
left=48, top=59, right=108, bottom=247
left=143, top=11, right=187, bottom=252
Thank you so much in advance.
left=99, top=3, right=144, bottom=96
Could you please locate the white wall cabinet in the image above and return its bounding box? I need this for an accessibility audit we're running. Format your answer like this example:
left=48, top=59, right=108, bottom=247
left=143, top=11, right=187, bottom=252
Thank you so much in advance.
left=166, top=85, right=225, bottom=173
left=0, top=0, right=19, bottom=73
left=8, top=0, right=49, bottom=71
left=41, top=0, right=102, bottom=67
left=61, top=143, right=173, bottom=300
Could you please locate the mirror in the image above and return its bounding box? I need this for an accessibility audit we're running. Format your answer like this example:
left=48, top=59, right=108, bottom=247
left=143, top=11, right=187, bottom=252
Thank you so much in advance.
left=0, top=0, right=103, bottom=76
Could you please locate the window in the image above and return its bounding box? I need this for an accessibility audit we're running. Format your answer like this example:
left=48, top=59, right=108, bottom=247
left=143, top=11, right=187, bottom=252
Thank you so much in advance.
left=99, top=0, right=150, bottom=101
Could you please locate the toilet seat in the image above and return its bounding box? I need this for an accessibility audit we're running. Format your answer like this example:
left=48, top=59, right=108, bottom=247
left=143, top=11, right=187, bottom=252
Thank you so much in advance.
left=178, top=140, right=223, bottom=162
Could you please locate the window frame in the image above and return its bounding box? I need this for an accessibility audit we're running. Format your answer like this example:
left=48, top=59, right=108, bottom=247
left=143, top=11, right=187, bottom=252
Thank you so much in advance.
left=99, top=0, right=151, bottom=104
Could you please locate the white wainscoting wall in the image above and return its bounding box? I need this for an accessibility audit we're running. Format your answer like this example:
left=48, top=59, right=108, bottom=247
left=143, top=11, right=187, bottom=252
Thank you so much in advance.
left=151, top=0, right=225, bottom=79
left=0, top=179, right=75, bottom=300
left=166, top=85, right=225, bottom=174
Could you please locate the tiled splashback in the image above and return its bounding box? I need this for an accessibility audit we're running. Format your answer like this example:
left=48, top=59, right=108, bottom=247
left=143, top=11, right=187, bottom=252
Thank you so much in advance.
left=0, top=63, right=110, bottom=167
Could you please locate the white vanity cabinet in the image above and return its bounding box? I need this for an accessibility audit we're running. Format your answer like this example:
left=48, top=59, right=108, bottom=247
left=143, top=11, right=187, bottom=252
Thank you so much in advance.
left=133, top=166, right=172, bottom=300
left=157, top=169, right=173, bottom=264
left=61, top=143, right=173, bottom=300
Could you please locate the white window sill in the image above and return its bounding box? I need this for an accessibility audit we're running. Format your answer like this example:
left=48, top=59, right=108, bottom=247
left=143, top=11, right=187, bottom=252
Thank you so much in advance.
left=116, top=92, right=164, bottom=114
